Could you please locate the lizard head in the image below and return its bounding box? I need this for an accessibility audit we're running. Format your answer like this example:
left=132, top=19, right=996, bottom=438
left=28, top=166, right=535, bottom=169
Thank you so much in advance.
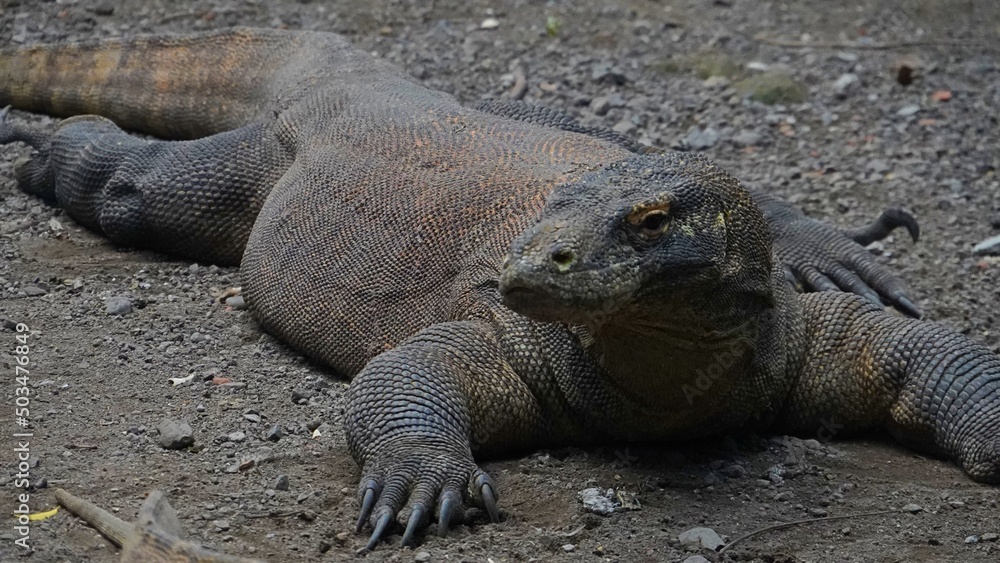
left=499, top=153, right=775, bottom=327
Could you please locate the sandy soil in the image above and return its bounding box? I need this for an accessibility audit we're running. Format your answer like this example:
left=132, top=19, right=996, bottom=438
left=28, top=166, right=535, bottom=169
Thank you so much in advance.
left=1, top=1, right=999, bottom=561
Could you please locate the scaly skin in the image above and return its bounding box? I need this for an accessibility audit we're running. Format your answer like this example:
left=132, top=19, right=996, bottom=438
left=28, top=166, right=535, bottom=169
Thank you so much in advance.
left=0, top=29, right=988, bottom=553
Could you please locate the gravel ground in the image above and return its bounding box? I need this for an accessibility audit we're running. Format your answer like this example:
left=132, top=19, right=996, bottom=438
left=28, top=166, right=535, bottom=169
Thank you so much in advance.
left=1, top=1, right=999, bottom=561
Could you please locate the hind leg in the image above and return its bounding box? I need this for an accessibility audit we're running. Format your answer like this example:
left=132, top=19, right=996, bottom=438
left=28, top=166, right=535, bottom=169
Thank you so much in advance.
left=0, top=108, right=294, bottom=265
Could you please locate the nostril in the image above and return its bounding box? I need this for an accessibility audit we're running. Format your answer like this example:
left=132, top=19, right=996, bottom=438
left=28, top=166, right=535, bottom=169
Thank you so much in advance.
left=549, top=246, right=576, bottom=271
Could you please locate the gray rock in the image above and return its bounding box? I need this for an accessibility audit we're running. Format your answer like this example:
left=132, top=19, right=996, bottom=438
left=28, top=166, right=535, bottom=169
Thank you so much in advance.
left=213, top=519, right=231, bottom=531
left=902, top=503, right=923, bottom=513
left=105, top=296, right=132, bottom=316
left=414, top=552, right=431, bottom=563
left=273, top=474, right=290, bottom=491
left=590, top=96, right=611, bottom=116
left=265, top=424, right=285, bottom=442
left=683, top=557, right=712, bottom=563
left=92, top=3, right=114, bottom=16
left=156, top=419, right=194, bottom=450
left=973, top=234, right=1000, bottom=255
left=591, top=63, right=627, bottom=85
left=579, top=487, right=617, bottom=516
left=23, top=285, right=48, bottom=297
left=228, top=431, right=247, bottom=443
left=683, top=127, right=720, bottom=150
left=965, top=535, right=979, bottom=544
left=897, top=104, right=921, bottom=117
left=225, top=295, right=247, bottom=309
left=612, top=119, right=637, bottom=136
left=721, top=464, right=747, bottom=478
left=562, top=544, right=575, bottom=552
left=832, top=73, right=859, bottom=97
left=835, top=51, right=859, bottom=62
left=678, top=526, right=725, bottom=551
left=189, top=332, right=207, bottom=343
left=732, top=130, right=762, bottom=147
left=981, top=533, right=998, bottom=542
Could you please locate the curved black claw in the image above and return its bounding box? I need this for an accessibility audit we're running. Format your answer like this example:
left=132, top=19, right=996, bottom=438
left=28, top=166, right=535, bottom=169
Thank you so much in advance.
left=473, top=473, right=500, bottom=523
left=845, top=207, right=920, bottom=246
left=770, top=203, right=922, bottom=319
left=401, top=504, right=427, bottom=547
left=366, top=513, right=393, bottom=551
left=355, top=480, right=379, bottom=533
left=893, top=295, right=922, bottom=319
left=437, top=492, right=461, bottom=537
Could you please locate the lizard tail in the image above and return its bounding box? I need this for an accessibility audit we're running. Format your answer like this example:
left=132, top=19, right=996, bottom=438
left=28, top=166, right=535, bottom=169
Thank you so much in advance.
left=0, top=27, right=302, bottom=139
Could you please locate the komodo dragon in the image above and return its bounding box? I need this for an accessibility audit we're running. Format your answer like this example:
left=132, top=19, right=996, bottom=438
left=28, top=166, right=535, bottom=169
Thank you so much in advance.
left=1, top=28, right=997, bottom=554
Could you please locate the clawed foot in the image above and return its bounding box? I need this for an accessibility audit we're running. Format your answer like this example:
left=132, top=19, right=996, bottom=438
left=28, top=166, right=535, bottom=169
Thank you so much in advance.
left=354, top=453, right=499, bottom=550
left=775, top=205, right=922, bottom=318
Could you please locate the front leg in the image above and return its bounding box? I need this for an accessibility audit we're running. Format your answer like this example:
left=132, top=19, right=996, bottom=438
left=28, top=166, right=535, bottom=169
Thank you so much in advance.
left=778, top=292, right=999, bottom=483
left=750, top=190, right=921, bottom=317
left=345, top=320, right=549, bottom=549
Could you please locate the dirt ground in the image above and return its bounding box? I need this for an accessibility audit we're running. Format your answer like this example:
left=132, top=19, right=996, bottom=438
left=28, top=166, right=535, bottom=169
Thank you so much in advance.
left=2, top=0, right=1000, bottom=561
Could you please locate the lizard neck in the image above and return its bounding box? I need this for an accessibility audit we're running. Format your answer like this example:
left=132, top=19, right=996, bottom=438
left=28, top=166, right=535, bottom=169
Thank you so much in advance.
left=584, top=299, right=766, bottom=425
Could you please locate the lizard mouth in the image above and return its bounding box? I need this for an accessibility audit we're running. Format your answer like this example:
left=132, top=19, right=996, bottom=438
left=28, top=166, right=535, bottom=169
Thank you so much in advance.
left=499, top=282, right=545, bottom=312
left=499, top=277, right=621, bottom=325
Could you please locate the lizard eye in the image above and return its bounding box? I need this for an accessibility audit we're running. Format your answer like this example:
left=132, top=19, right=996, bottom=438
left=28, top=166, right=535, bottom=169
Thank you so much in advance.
left=627, top=207, right=671, bottom=239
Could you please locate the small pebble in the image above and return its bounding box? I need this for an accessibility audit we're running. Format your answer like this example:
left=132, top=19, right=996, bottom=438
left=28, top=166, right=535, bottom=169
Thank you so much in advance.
left=23, top=285, right=48, bottom=297
left=273, top=474, right=290, bottom=491
left=562, top=544, right=576, bottom=552
left=902, top=503, right=923, bottom=514
left=579, top=488, right=617, bottom=516
left=678, top=527, right=725, bottom=551
left=265, top=424, right=285, bottom=442
left=156, top=419, right=194, bottom=450
left=414, top=551, right=431, bottom=562
left=105, top=296, right=132, bottom=316
left=973, top=234, right=1000, bottom=256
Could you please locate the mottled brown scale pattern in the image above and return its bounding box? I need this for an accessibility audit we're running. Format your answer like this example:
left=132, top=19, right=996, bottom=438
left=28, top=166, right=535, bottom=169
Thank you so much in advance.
left=1, top=28, right=997, bottom=551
